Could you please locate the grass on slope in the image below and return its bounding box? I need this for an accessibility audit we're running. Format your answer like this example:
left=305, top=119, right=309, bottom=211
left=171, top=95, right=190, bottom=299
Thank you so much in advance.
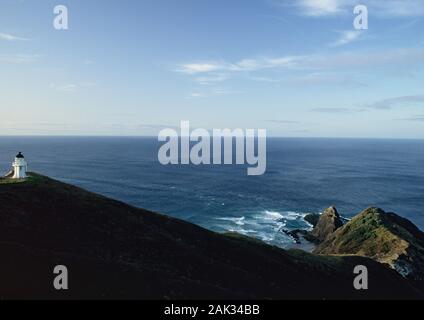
left=0, top=174, right=422, bottom=299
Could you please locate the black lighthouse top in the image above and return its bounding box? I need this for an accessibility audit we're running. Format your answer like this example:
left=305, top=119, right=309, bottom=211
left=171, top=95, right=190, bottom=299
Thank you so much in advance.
left=16, top=152, right=24, bottom=159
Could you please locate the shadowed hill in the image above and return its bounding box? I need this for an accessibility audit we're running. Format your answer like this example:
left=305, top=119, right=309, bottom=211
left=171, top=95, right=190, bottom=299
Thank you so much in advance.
left=0, top=174, right=422, bottom=300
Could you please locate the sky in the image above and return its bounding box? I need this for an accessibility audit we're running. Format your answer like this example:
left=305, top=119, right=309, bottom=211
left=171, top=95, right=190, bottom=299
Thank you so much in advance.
left=1, top=0, right=424, bottom=138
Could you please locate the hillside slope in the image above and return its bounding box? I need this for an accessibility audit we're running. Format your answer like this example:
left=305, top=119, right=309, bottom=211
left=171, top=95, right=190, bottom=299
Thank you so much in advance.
left=0, top=174, right=422, bottom=299
left=315, top=208, right=424, bottom=281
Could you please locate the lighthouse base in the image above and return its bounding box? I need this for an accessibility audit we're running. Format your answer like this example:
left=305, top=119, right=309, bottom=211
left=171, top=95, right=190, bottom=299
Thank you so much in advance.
left=12, top=167, right=27, bottom=179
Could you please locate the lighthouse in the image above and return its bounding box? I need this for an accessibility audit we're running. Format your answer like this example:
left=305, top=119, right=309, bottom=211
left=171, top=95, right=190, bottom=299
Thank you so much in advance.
left=12, top=152, right=28, bottom=179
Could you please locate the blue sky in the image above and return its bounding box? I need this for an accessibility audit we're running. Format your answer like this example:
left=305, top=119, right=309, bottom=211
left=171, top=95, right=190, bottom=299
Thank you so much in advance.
left=1, top=0, right=424, bottom=138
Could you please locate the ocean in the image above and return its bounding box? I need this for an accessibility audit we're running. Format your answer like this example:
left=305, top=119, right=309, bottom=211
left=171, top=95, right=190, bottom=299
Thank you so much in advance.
left=1, top=136, right=423, bottom=248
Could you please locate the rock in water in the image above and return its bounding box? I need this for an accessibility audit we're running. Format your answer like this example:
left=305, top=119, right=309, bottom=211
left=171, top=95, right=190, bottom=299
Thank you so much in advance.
left=308, top=207, right=344, bottom=243
left=304, top=213, right=320, bottom=227
left=314, top=207, right=424, bottom=280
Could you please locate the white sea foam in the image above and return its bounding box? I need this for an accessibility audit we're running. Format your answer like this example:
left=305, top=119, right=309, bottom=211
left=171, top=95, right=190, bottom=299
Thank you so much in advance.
left=284, top=211, right=308, bottom=220
left=263, top=210, right=284, bottom=220
left=216, top=210, right=314, bottom=248
left=236, top=228, right=259, bottom=235
left=217, top=216, right=246, bottom=226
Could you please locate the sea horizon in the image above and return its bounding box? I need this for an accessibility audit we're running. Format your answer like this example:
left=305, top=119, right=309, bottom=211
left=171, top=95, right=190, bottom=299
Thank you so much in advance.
left=1, top=135, right=424, bottom=141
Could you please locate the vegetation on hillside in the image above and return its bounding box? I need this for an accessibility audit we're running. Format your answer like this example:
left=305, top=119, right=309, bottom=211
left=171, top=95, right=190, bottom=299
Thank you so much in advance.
left=0, top=174, right=422, bottom=299
left=315, top=208, right=424, bottom=280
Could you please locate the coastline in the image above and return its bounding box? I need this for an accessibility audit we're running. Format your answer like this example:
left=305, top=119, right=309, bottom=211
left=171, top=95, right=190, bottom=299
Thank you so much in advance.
left=0, top=172, right=423, bottom=299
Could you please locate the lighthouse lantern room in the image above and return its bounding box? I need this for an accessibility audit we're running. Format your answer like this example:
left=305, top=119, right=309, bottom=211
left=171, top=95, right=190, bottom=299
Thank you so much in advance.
left=12, top=152, right=28, bottom=179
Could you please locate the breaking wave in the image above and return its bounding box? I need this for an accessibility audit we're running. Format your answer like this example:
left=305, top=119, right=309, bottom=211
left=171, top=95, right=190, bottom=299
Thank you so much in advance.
left=215, top=210, right=314, bottom=248
left=217, top=216, right=246, bottom=226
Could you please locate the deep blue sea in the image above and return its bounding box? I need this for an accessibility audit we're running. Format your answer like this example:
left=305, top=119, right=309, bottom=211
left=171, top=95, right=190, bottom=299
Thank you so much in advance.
left=1, top=137, right=423, bottom=248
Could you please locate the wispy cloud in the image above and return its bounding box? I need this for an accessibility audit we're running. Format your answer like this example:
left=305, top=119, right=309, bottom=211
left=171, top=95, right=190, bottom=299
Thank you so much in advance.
left=49, top=82, right=96, bottom=92
left=0, top=32, right=28, bottom=41
left=311, top=95, right=424, bottom=114
left=249, top=76, right=281, bottom=82
left=368, top=95, right=424, bottom=110
left=401, top=115, right=424, bottom=122
left=310, top=107, right=364, bottom=113
left=0, top=54, right=40, bottom=64
left=331, top=30, right=363, bottom=46
left=265, top=120, right=300, bottom=124
left=285, top=0, right=424, bottom=17
left=51, top=84, right=77, bottom=92
left=303, top=48, right=424, bottom=70
left=177, top=63, right=224, bottom=74
left=186, top=88, right=242, bottom=99
left=294, top=0, right=345, bottom=16
left=376, top=0, right=424, bottom=17
left=176, top=47, right=424, bottom=85
left=186, top=92, right=203, bottom=99
left=195, top=74, right=229, bottom=85
left=177, top=56, right=301, bottom=75
left=0, top=122, right=179, bottom=136
left=397, top=115, right=424, bottom=122
left=291, top=72, right=367, bottom=87
left=232, top=56, right=300, bottom=71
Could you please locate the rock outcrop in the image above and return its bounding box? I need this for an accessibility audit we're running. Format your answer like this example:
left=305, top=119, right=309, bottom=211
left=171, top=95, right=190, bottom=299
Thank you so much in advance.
left=315, top=207, right=424, bottom=280
left=307, top=207, right=344, bottom=243
left=304, top=213, right=320, bottom=227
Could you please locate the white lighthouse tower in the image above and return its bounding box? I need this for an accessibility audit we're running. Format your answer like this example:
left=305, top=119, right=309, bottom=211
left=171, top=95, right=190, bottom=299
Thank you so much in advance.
left=12, top=152, right=28, bottom=179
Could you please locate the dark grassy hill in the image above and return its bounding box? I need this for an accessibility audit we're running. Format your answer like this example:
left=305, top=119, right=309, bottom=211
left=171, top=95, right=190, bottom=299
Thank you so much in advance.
left=0, top=174, right=422, bottom=300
